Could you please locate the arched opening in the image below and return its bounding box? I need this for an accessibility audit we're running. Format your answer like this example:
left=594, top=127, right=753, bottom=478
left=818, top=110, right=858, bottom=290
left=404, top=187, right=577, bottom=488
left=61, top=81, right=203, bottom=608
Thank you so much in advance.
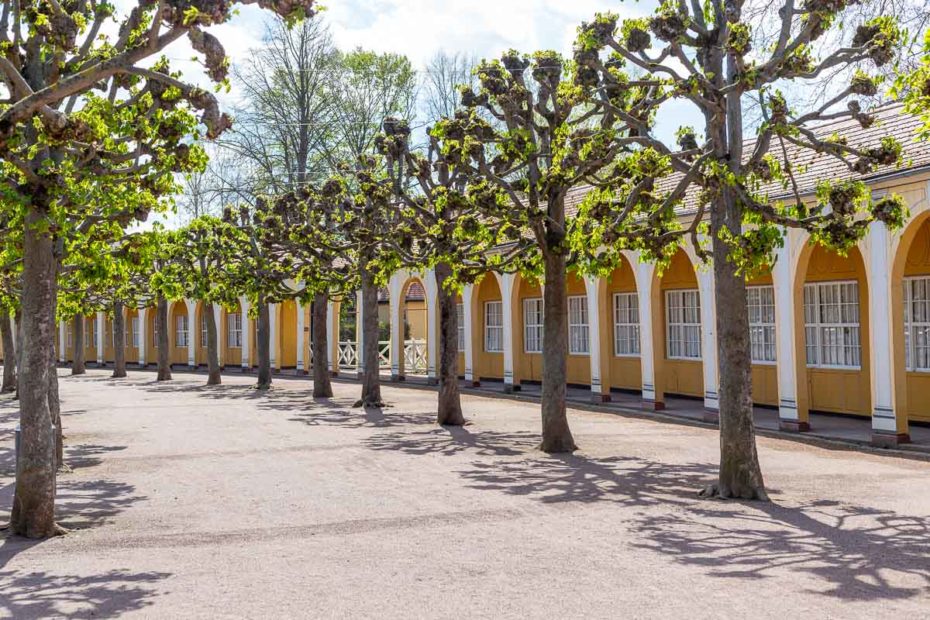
left=655, top=249, right=703, bottom=399
left=454, top=292, right=465, bottom=378
left=223, top=302, right=244, bottom=367
left=280, top=300, right=298, bottom=370
left=747, top=270, right=778, bottom=407
left=84, top=315, right=98, bottom=362
left=338, top=294, right=358, bottom=371
left=794, top=243, right=871, bottom=417
left=169, top=301, right=189, bottom=366
left=194, top=302, right=206, bottom=366
left=565, top=272, right=590, bottom=386
left=516, top=272, right=543, bottom=384
left=126, top=309, right=140, bottom=361
left=146, top=306, right=158, bottom=365
left=399, top=277, right=427, bottom=376
left=474, top=273, right=503, bottom=381
left=894, top=213, right=930, bottom=424
left=606, top=254, right=642, bottom=394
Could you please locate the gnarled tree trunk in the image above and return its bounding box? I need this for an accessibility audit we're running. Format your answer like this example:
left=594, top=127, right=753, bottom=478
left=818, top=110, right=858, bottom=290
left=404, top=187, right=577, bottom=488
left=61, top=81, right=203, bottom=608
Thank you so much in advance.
left=355, top=265, right=383, bottom=408
left=112, top=301, right=127, bottom=378
left=49, top=337, right=63, bottom=469
left=311, top=292, right=333, bottom=398
left=540, top=251, right=577, bottom=453
left=205, top=304, right=222, bottom=385
left=71, top=317, right=86, bottom=375
left=1, top=308, right=16, bottom=393
left=11, top=203, right=63, bottom=538
left=156, top=296, right=172, bottom=381
left=256, top=297, right=272, bottom=390
left=435, top=262, right=464, bottom=426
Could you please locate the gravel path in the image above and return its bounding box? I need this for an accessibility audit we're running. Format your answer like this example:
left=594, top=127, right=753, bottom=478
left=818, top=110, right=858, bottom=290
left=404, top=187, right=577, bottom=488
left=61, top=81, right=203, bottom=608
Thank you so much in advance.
left=1, top=369, right=928, bottom=618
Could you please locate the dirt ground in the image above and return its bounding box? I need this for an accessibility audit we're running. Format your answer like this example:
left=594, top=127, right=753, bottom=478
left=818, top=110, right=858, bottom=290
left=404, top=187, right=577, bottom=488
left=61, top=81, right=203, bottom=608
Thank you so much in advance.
left=1, top=369, right=928, bottom=619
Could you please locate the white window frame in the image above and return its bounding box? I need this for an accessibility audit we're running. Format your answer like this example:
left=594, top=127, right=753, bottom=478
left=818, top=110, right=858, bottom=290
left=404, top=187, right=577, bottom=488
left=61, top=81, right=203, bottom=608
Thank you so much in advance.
left=904, top=276, right=930, bottom=372
left=456, top=303, right=465, bottom=351
left=131, top=317, right=140, bottom=348
left=747, top=285, right=777, bottom=364
left=665, top=289, right=702, bottom=360
left=86, top=318, right=95, bottom=349
left=227, top=312, right=243, bottom=349
left=201, top=313, right=209, bottom=348
left=67, top=325, right=73, bottom=348
left=484, top=301, right=503, bottom=353
left=523, top=297, right=544, bottom=354
left=612, top=292, right=641, bottom=357
left=176, top=314, right=189, bottom=348
left=804, top=280, right=861, bottom=369
left=153, top=317, right=159, bottom=349
left=568, top=295, right=590, bottom=355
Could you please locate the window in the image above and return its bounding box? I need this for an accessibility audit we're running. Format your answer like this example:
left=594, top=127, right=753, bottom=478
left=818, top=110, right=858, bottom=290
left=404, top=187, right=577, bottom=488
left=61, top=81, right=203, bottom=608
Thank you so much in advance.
left=176, top=314, right=189, bottom=347
left=227, top=312, right=242, bottom=348
left=804, top=281, right=860, bottom=368
left=201, top=314, right=209, bottom=348
left=484, top=301, right=503, bottom=352
left=613, top=292, right=640, bottom=356
left=86, top=318, right=95, bottom=349
left=523, top=298, right=543, bottom=353
left=131, top=317, right=140, bottom=348
left=666, top=289, right=701, bottom=359
left=153, top=318, right=158, bottom=349
left=456, top=303, right=465, bottom=350
left=748, top=286, right=776, bottom=363
left=568, top=296, right=590, bottom=354
left=67, top=325, right=73, bottom=348
left=905, top=277, right=930, bottom=371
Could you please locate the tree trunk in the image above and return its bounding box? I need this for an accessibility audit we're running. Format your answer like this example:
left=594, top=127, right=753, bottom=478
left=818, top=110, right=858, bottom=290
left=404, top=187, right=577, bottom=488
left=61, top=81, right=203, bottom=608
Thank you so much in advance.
left=14, top=310, right=23, bottom=400
left=205, top=304, right=222, bottom=385
left=112, top=301, right=127, bottom=378
left=49, top=338, right=63, bottom=469
left=71, top=317, right=86, bottom=375
left=311, top=292, right=333, bottom=398
left=539, top=251, right=577, bottom=453
left=703, top=190, right=768, bottom=500
left=435, top=262, right=464, bottom=426
left=11, top=204, right=64, bottom=538
left=156, top=296, right=172, bottom=381
left=255, top=298, right=272, bottom=390
left=355, top=265, right=383, bottom=408
left=1, top=308, right=16, bottom=393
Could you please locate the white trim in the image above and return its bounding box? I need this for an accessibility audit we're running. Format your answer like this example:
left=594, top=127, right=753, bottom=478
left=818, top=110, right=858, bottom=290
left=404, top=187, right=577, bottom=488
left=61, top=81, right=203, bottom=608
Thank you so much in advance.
left=803, top=279, right=861, bottom=370
left=612, top=291, right=641, bottom=357
left=904, top=275, right=930, bottom=372
left=665, top=288, right=702, bottom=360
left=484, top=300, right=503, bottom=353
left=568, top=295, right=590, bottom=355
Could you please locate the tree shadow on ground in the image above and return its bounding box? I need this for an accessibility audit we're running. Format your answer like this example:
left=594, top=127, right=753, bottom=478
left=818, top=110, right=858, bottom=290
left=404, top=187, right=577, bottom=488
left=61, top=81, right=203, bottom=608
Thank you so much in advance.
left=0, top=568, right=171, bottom=618
left=66, top=444, right=128, bottom=471
left=287, top=398, right=435, bottom=429
left=630, top=498, right=930, bottom=601
left=364, top=425, right=539, bottom=457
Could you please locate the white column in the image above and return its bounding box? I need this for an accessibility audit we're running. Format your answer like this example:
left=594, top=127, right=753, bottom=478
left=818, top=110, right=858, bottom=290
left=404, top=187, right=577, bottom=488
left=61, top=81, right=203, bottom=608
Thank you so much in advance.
left=327, top=300, right=338, bottom=374
left=96, top=311, right=105, bottom=365
left=138, top=306, right=147, bottom=366
left=185, top=299, right=197, bottom=368
left=296, top=301, right=306, bottom=373
left=867, top=221, right=908, bottom=443
left=584, top=275, right=607, bottom=402
left=355, top=289, right=365, bottom=377
left=463, top=284, right=476, bottom=385
left=58, top=320, right=66, bottom=362
left=424, top=269, right=439, bottom=384
left=773, top=235, right=803, bottom=429
left=496, top=273, right=518, bottom=392
left=269, top=302, right=279, bottom=370
left=213, top=304, right=223, bottom=367
left=388, top=273, right=405, bottom=380
left=240, top=296, right=251, bottom=370
left=634, top=258, right=660, bottom=408
left=697, top=268, right=719, bottom=413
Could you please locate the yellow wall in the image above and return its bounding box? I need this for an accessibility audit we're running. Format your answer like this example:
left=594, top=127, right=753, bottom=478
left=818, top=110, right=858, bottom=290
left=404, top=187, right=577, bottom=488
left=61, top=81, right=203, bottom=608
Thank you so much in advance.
left=659, top=250, right=703, bottom=398
left=474, top=275, right=503, bottom=380
left=281, top=300, right=298, bottom=368
left=517, top=276, right=543, bottom=383
left=223, top=304, right=242, bottom=367
left=126, top=309, right=139, bottom=363
left=565, top=273, right=591, bottom=385
left=902, top=218, right=930, bottom=422
left=84, top=316, right=98, bottom=362
left=747, top=271, right=779, bottom=407
left=606, top=260, right=642, bottom=392
left=170, top=302, right=188, bottom=366
left=802, top=245, right=871, bottom=416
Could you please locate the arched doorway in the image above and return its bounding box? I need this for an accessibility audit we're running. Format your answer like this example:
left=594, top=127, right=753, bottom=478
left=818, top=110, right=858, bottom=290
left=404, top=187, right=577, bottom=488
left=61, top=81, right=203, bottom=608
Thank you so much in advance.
left=473, top=273, right=503, bottom=381
left=655, top=248, right=703, bottom=400
left=794, top=243, right=871, bottom=418
left=169, top=301, right=189, bottom=366
left=399, top=277, right=427, bottom=376
left=606, top=254, right=642, bottom=393
left=222, top=302, right=244, bottom=367
left=893, top=213, right=930, bottom=424
left=280, top=300, right=298, bottom=370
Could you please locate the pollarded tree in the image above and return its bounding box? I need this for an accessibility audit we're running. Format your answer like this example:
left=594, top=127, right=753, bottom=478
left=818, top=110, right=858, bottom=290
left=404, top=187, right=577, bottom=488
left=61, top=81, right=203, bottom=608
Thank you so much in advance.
left=378, top=118, right=526, bottom=425
left=0, top=0, right=315, bottom=539
left=900, top=29, right=930, bottom=136
left=167, top=216, right=244, bottom=385
left=435, top=49, right=662, bottom=452
left=571, top=3, right=908, bottom=499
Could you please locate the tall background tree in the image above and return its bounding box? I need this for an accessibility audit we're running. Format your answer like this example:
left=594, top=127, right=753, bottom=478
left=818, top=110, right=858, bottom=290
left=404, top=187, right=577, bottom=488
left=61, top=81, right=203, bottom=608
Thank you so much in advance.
left=571, top=1, right=907, bottom=499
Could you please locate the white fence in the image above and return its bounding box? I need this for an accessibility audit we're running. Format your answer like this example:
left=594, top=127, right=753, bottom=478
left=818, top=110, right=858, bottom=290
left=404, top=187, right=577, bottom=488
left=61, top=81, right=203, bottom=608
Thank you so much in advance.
left=335, top=339, right=427, bottom=373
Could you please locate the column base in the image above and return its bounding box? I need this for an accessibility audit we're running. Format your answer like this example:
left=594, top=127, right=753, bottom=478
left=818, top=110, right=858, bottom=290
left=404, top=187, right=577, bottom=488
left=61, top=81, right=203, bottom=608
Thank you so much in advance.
left=703, top=409, right=719, bottom=424
left=187, top=365, right=197, bottom=371
left=871, top=431, right=911, bottom=448
left=641, top=399, right=665, bottom=411
left=330, top=370, right=339, bottom=378
left=503, top=383, right=521, bottom=394
left=426, top=377, right=438, bottom=386
left=294, top=368, right=308, bottom=376
left=591, top=393, right=611, bottom=404
left=466, top=380, right=480, bottom=388
left=779, top=420, right=811, bottom=433
left=391, top=374, right=406, bottom=383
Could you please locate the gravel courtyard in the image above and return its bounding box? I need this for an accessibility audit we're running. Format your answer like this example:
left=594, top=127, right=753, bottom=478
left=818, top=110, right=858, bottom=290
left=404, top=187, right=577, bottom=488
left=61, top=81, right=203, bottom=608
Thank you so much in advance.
left=1, top=370, right=929, bottom=619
